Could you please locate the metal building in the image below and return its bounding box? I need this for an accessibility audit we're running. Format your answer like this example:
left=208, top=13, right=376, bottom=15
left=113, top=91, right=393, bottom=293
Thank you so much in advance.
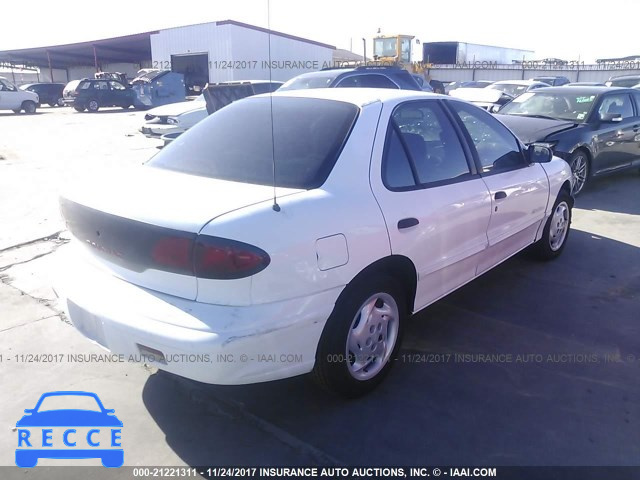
left=151, top=20, right=335, bottom=91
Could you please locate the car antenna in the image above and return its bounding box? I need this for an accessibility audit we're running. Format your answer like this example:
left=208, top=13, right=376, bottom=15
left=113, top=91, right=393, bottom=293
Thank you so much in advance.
left=267, top=0, right=280, bottom=212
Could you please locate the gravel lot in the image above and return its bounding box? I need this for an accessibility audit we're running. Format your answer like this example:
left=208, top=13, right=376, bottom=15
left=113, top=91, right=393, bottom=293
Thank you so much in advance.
left=0, top=106, right=638, bottom=476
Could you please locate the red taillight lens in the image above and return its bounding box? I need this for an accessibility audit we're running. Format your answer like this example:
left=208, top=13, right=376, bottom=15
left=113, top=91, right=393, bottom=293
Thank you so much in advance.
left=151, top=236, right=193, bottom=273
left=194, top=236, right=270, bottom=280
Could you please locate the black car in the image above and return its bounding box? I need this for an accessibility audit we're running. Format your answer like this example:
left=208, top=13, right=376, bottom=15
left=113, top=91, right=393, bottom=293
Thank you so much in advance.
left=279, top=66, right=421, bottom=91
left=63, top=78, right=137, bottom=112
left=19, top=83, right=65, bottom=107
left=533, top=76, right=571, bottom=86
left=496, top=86, right=640, bottom=195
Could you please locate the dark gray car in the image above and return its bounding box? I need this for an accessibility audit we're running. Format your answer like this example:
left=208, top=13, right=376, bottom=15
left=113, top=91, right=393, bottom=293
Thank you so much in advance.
left=496, top=86, right=640, bottom=195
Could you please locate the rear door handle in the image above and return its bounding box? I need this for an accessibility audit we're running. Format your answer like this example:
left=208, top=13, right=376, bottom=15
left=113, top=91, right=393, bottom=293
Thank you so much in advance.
left=398, top=218, right=419, bottom=230
left=494, top=191, right=507, bottom=200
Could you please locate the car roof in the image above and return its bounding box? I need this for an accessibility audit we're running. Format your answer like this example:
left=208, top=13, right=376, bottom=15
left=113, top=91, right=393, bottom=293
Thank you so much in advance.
left=609, top=74, right=640, bottom=80
left=529, top=86, right=634, bottom=94
left=493, top=79, right=546, bottom=85
left=221, top=80, right=284, bottom=85
left=263, top=87, right=440, bottom=106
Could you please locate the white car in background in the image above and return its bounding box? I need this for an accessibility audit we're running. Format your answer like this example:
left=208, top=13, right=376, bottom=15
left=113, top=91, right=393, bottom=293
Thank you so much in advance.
left=0, top=77, right=39, bottom=113
left=140, top=94, right=208, bottom=139
left=140, top=80, right=283, bottom=140
left=59, top=89, right=573, bottom=398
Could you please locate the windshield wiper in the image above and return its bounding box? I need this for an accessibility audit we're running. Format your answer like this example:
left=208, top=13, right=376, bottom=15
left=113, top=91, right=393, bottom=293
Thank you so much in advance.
left=521, top=114, right=560, bottom=120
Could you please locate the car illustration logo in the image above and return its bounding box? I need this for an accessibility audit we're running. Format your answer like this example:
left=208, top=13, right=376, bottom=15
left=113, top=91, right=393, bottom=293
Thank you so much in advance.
left=15, top=391, right=123, bottom=468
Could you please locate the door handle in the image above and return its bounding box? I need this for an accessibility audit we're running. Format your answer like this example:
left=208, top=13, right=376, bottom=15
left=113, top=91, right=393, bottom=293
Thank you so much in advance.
left=494, top=191, right=507, bottom=200
left=398, top=218, right=419, bottom=230
left=615, top=131, right=625, bottom=138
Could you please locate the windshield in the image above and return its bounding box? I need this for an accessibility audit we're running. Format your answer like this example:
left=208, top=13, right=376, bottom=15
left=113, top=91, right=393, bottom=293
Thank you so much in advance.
left=149, top=96, right=359, bottom=189
left=499, top=91, right=597, bottom=122
left=374, top=37, right=398, bottom=58
left=279, top=75, right=335, bottom=91
left=488, top=83, right=529, bottom=97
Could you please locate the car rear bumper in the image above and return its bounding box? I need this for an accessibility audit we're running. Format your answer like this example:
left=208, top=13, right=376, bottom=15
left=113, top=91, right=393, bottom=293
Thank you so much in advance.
left=56, top=248, right=337, bottom=385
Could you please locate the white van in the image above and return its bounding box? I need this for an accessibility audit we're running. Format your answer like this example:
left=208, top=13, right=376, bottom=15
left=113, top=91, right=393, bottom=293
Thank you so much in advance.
left=0, top=77, right=39, bottom=113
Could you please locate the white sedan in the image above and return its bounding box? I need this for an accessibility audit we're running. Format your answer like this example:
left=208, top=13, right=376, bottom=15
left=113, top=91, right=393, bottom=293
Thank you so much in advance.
left=139, top=95, right=208, bottom=138
left=58, top=89, right=573, bottom=397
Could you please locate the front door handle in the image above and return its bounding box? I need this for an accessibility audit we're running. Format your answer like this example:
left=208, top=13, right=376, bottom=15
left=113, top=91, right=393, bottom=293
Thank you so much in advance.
left=398, top=218, right=419, bottom=230
left=495, top=191, right=507, bottom=200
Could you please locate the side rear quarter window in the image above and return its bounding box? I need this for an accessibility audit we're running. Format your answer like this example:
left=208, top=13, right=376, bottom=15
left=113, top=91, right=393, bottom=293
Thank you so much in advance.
left=382, top=101, right=473, bottom=190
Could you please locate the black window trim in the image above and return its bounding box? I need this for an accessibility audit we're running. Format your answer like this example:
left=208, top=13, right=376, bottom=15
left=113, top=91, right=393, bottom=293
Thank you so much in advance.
left=381, top=99, right=479, bottom=192
left=443, top=99, right=530, bottom=177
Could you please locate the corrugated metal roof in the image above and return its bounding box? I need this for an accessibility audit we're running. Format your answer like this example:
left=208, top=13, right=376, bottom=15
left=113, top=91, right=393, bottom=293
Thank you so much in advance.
left=0, top=20, right=334, bottom=69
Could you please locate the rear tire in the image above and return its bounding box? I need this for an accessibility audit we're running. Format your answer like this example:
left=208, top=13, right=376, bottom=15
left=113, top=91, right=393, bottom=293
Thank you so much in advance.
left=532, top=191, right=572, bottom=260
left=313, top=275, right=406, bottom=398
left=57, top=97, right=65, bottom=107
left=12, top=108, right=21, bottom=114
left=74, top=105, right=85, bottom=112
left=87, top=99, right=99, bottom=112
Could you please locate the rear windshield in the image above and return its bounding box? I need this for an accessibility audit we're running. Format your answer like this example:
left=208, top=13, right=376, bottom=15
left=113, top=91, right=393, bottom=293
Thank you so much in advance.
left=148, top=96, right=359, bottom=189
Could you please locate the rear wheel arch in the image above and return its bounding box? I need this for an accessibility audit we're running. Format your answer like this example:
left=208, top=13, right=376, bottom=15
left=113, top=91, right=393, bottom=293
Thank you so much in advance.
left=341, top=255, right=417, bottom=315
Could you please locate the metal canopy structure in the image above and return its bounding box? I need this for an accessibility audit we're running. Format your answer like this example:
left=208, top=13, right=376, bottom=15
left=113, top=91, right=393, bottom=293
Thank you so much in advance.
left=0, top=31, right=155, bottom=71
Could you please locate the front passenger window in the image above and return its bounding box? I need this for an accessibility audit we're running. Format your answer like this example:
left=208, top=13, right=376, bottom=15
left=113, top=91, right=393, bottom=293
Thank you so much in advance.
left=450, top=101, right=525, bottom=173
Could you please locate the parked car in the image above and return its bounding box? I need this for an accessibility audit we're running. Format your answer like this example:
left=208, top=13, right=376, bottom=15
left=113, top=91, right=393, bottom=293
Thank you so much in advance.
left=0, top=77, right=38, bottom=113
left=59, top=89, right=573, bottom=398
left=140, top=80, right=282, bottom=140
left=532, top=76, right=571, bottom=86
left=487, top=80, right=549, bottom=97
left=279, top=66, right=421, bottom=91
left=605, top=74, right=640, bottom=88
left=63, top=78, right=137, bottom=112
left=19, top=83, right=65, bottom=107
left=564, top=82, right=606, bottom=87
left=449, top=87, right=514, bottom=111
left=496, top=86, right=640, bottom=195
left=445, top=80, right=493, bottom=94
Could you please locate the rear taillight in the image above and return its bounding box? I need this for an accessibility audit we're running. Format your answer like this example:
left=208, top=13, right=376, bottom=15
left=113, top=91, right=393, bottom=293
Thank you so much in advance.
left=151, top=237, right=193, bottom=273
left=194, top=236, right=270, bottom=280
left=150, top=235, right=270, bottom=279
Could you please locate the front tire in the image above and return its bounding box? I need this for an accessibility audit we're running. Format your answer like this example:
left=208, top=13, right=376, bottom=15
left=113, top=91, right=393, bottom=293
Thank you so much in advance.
left=569, top=150, right=589, bottom=196
left=532, top=191, right=572, bottom=260
left=313, top=275, right=406, bottom=398
left=22, top=101, right=37, bottom=114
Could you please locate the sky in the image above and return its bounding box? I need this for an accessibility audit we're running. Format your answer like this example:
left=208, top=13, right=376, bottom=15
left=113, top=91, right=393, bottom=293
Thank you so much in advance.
left=1, top=0, right=639, bottom=63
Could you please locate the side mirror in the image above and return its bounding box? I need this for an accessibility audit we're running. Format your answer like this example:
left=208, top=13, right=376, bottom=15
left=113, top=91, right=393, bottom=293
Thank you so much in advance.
left=23, top=409, right=34, bottom=414
left=528, top=144, right=553, bottom=163
left=490, top=104, right=501, bottom=113
left=599, top=112, right=622, bottom=123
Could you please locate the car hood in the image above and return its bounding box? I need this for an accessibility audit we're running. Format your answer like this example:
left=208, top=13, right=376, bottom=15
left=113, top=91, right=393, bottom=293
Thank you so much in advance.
left=495, top=114, right=578, bottom=143
left=147, top=100, right=206, bottom=117
left=16, top=410, right=122, bottom=427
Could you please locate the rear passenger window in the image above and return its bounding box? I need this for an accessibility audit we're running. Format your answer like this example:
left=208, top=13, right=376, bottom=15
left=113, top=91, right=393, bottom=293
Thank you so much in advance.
left=449, top=101, right=525, bottom=173
left=598, top=94, right=634, bottom=119
left=383, top=101, right=472, bottom=189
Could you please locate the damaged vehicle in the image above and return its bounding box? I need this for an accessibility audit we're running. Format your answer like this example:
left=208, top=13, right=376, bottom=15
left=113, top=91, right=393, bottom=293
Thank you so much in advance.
left=58, top=89, right=573, bottom=398
left=496, top=86, right=640, bottom=195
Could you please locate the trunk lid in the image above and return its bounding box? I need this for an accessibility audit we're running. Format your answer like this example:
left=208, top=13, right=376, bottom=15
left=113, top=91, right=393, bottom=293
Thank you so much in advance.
left=61, top=165, right=302, bottom=300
